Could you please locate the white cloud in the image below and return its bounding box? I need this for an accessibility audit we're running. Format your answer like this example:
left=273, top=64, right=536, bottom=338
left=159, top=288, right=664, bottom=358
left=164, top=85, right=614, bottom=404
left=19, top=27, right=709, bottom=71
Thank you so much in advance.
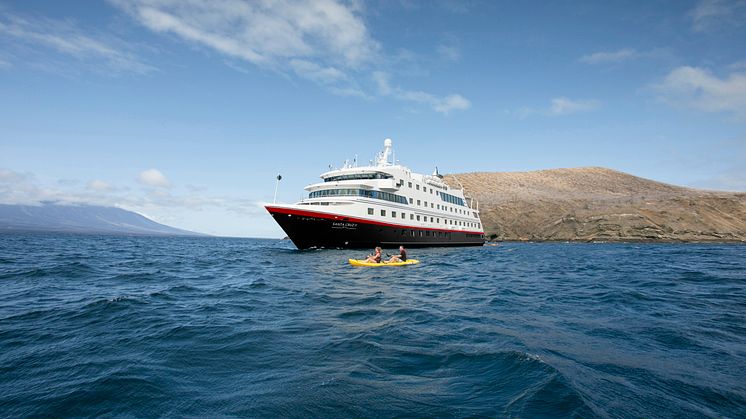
left=113, top=0, right=378, bottom=68
left=88, top=180, right=114, bottom=192
left=289, top=59, right=348, bottom=85
left=579, top=48, right=637, bottom=65
left=434, top=94, right=471, bottom=113
left=373, top=71, right=471, bottom=114
left=689, top=0, right=746, bottom=32
left=549, top=97, right=600, bottom=115
left=511, top=97, right=600, bottom=118
left=653, top=66, right=746, bottom=119
left=437, top=44, right=461, bottom=62
left=727, top=60, right=746, bottom=71
left=111, top=0, right=468, bottom=114
left=137, top=169, right=171, bottom=188
left=0, top=13, right=154, bottom=74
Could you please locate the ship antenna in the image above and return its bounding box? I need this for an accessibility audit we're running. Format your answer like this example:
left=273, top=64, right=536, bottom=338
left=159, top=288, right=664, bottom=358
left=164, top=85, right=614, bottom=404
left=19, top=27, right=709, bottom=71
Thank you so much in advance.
left=273, top=173, right=282, bottom=204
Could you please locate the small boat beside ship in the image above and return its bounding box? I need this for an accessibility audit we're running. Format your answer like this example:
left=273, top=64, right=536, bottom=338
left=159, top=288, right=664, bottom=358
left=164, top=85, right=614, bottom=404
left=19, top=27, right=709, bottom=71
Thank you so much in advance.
left=265, top=139, right=485, bottom=249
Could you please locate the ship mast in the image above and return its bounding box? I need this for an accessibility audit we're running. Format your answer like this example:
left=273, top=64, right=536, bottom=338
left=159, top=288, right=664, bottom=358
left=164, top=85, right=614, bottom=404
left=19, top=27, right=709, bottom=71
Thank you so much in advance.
left=376, top=138, right=393, bottom=166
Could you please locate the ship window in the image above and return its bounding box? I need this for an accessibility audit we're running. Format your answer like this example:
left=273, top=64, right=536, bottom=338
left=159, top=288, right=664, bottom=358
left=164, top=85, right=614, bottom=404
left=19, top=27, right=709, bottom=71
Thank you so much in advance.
left=424, top=201, right=427, bottom=207
left=410, top=214, right=414, bottom=220
left=392, top=211, right=396, bottom=218
left=430, top=217, right=434, bottom=222
left=409, top=198, right=413, bottom=204
left=417, top=200, right=421, bottom=206
left=381, top=210, right=386, bottom=216
left=368, top=208, right=374, bottom=215
left=324, top=172, right=392, bottom=182
left=401, top=212, right=406, bottom=219
left=423, top=187, right=427, bottom=193
left=416, top=215, right=420, bottom=221
left=430, top=189, right=433, bottom=194
left=416, top=184, right=420, bottom=190
left=438, top=191, right=465, bottom=206
left=437, top=218, right=440, bottom=223
left=399, top=179, right=403, bottom=185
left=431, top=203, right=434, bottom=208
left=408, top=182, right=412, bottom=188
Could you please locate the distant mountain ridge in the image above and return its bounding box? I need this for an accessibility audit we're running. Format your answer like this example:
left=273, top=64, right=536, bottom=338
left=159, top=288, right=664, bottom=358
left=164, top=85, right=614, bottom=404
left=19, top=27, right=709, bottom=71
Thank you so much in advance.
left=444, top=167, right=746, bottom=242
left=0, top=203, right=204, bottom=236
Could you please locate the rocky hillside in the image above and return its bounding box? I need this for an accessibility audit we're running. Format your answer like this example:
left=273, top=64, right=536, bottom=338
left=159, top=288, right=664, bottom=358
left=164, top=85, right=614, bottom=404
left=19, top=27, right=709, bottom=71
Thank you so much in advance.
left=444, top=167, right=746, bottom=242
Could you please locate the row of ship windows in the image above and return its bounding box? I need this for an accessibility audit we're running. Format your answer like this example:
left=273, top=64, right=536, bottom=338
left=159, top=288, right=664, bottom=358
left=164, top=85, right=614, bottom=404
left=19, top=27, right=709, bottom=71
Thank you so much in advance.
left=392, top=230, right=484, bottom=239
left=399, top=180, right=466, bottom=207
left=309, top=188, right=408, bottom=204
left=367, top=208, right=481, bottom=229
left=324, top=173, right=392, bottom=182
left=409, top=198, right=478, bottom=218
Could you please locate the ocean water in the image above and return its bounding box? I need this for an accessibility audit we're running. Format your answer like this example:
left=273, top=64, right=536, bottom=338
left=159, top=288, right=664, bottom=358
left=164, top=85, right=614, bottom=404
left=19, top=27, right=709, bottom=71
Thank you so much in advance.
left=0, top=234, right=744, bottom=418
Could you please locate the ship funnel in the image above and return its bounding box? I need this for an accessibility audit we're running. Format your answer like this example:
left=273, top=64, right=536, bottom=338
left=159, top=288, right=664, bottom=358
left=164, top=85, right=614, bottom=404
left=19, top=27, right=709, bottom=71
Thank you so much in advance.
left=377, top=138, right=393, bottom=166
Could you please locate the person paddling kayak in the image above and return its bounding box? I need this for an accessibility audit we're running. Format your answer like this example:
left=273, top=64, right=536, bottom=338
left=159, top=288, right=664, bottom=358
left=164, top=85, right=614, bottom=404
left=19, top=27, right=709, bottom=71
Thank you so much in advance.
left=364, top=247, right=382, bottom=263
left=388, top=246, right=407, bottom=263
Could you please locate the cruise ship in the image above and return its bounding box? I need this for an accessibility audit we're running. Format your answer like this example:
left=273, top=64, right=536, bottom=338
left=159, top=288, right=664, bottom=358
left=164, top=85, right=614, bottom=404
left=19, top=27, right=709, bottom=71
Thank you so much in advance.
left=265, top=139, right=485, bottom=249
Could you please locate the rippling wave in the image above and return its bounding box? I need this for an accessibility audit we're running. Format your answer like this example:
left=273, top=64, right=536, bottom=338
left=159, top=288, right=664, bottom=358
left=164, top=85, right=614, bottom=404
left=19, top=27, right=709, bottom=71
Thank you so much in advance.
left=0, top=234, right=744, bottom=417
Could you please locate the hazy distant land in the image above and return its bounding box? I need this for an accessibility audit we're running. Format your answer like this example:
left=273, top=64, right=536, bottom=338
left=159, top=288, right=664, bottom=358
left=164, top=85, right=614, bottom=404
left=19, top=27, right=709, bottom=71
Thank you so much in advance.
left=445, top=167, right=746, bottom=242
left=0, top=203, right=204, bottom=236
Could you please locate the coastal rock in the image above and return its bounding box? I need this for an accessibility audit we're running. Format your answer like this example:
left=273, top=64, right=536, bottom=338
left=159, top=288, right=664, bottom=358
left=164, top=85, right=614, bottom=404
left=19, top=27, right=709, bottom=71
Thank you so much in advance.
left=444, top=167, right=746, bottom=242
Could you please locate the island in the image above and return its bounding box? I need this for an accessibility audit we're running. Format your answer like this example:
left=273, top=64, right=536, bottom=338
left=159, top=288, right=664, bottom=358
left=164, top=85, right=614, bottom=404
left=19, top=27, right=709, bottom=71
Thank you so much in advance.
left=445, top=167, right=746, bottom=242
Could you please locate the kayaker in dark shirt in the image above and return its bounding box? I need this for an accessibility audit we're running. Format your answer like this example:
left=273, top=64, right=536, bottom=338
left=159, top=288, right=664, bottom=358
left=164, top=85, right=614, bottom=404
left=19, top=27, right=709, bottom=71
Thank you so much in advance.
left=364, top=247, right=382, bottom=263
left=388, top=246, right=407, bottom=263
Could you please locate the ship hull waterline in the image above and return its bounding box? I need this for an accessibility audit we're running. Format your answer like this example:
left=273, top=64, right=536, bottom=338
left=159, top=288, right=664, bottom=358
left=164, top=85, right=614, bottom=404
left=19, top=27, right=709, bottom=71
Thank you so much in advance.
left=266, top=206, right=485, bottom=250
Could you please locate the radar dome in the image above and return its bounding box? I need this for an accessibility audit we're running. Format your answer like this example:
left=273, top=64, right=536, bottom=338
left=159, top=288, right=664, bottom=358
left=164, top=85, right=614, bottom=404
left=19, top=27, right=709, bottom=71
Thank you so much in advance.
left=384, top=138, right=392, bottom=147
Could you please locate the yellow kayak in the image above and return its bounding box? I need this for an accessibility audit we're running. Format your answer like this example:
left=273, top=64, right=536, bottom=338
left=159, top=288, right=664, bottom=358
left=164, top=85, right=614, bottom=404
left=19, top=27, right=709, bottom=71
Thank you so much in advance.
left=348, top=259, right=420, bottom=267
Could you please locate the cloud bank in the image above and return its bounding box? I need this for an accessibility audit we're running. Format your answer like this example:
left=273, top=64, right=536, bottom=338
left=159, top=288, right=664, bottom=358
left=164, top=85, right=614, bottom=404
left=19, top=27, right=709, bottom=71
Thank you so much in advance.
left=579, top=48, right=638, bottom=65
left=0, top=13, right=154, bottom=74
left=689, top=0, right=746, bottom=32
left=373, top=71, right=470, bottom=114
left=513, top=97, right=600, bottom=118
left=654, top=66, right=746, bottom=120
left=110, top=0, right=469, bottom=113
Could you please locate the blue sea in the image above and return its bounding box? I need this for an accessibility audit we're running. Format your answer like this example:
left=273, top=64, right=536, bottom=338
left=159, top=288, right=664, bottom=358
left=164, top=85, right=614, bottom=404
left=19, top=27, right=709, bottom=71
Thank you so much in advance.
left=1, top=234, right=744, bottom=418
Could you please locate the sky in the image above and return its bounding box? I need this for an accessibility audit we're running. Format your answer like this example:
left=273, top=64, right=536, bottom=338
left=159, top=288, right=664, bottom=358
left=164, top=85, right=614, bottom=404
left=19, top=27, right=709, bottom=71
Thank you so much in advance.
left=1, top=0, right=745, bottom=237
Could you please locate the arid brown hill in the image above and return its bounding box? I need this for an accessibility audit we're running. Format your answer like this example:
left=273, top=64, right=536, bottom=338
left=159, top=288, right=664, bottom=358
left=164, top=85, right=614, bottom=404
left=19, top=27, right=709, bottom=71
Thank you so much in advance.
left=444, top=167, right=746, bottom=242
